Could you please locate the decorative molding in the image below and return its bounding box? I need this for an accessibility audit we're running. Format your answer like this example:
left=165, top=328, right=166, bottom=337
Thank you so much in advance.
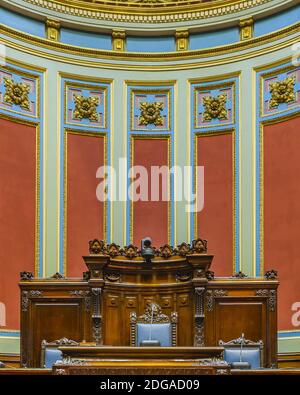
left=194, top=287, right=205, bottom=346
left=202, top=94, right=227, bottom=121
left=20, top=272, right=34, bottom=280
left=239, top=17, right=254, bottom=41
left=3, top=77, right=30, bottom=110
left=112, top=29, right=126, bottom=51
left=256, top=289, right=277, bottom=312
left=175, top=29, right=189, bottom=51
left=138, top=302, right=170, bottom=324
left=21, top=290, right=43, bottom=312
left=139, top=101, right=164, bottom=126
left=20, top=0, right=274, bottom=24
left=105, top=272, right=121, bottom=282
left=73, top=94, right=100, bottom=121
left=91, top=288, right=103, bottom=345
left=46, top=19, right=60, bottom=41
left=69, top=290, right=91, bottom=311
left=269, top=76, right=296, bottom=108
left=233, top=271, right=247, bottom=278
left=50, top=272, right=65, bottom=279
left=264, top=269, right=278, bottom=280
left=206, top=289, right=228, bottom=312
left=206, top=270, right=215, bottom=280
left=87, top=239, right=208, bottom=258
left=176, top=271, right=192, bottom=282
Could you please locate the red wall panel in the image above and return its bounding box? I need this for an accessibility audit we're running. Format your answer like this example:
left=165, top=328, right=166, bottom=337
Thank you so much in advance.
left=196, top=133, right=234, bottom=276
left=263, top=117, right=300, bottom=331
left=132, top=137, right=169, bottom=247
left=0, top=118, right=36, bottom=330
left=66, top=132, right=105, bottom=277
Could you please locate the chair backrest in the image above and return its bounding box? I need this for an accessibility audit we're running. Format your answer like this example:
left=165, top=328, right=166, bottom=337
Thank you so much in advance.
left=130, top=302, right=178, bottom=347
left=219, top=335, right=263, bottom=369
left=41, top=337, right=79, bottom=368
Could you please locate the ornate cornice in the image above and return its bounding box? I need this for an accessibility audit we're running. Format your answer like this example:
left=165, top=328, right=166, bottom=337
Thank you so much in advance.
left=18, top=0, right=275, bottom=23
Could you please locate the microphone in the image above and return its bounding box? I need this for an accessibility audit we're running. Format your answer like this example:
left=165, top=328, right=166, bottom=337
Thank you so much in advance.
left=231, top=333, right=251, bottom=369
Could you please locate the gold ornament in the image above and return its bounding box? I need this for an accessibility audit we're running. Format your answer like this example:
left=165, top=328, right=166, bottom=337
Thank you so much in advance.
left=202, top=94, right=227, bottom=121
left=3, top=77, right=30, bottom=110
left=139, top=101, right=164, bottom=126
left=73, top=94, right=99, bottom=121
left=269, top=76, right=296, bottom=108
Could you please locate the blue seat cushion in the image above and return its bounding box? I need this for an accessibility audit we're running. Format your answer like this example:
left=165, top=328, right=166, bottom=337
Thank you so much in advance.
left=137, top=323, right=171, bottom=347
left=44, top=348, right=62, bottom=368
left=224, top=348, right=261, bottom=369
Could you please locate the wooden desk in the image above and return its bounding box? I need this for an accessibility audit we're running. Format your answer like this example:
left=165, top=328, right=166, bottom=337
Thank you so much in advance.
left=19, top=240, right=278, bottom=368
left=59, top=345, right=224, bottom=361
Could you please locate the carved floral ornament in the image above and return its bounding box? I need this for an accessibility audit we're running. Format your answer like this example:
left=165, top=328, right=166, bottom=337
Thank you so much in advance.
left=202, top=94, right=227, bottom=121
left=88, top=238, right=207, bottom=258
left=269, top=76, right=296, bottom=108
left=139, top=101, right=164, bottom=126
left=73, top=94, right=99, bottom=121
left=3, top=77, right=30, bottom=110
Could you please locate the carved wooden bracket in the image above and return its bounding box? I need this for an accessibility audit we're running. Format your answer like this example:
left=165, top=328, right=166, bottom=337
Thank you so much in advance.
left=91, top=288, right=103, bottom=345
left=206, top=289, right=228, bottom=312
left=194, top=287, right=205, bottom=346
left=256, top=289, right=276, bottom=312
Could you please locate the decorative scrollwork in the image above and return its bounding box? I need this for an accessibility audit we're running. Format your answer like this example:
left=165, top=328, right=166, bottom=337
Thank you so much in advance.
left=202, top=94, right=227, bottom=121
left=21, top=290, right=43, bottom=312
left=73, top=94, right=99, bottom=121
left=159, top=244, right=174, bottom=259
left=139, top=101, right=164, bottom=126
left=191, top=238, right=208, bottom=254
left=70, top=290, right=91, bottom=311
left=175, top=242, right=191, bottom=256
left=89, top=239, right=105, bottom=254
left=91, top=288, right=103, bottom=345
left=106, top=243, right=121, bottom=257
left=256, top=289, right=277, bottom=312
left=206, top=289, right=228, bottom=312
left=269, top=76, right=296, bottom=108
left=233, top=271, right=247, bottom=278
left=4, top=77, right=30, bottom=109
left=206, top=270, right=215, bottom=280
left=138, top=302, right=170, bottom=324
left=105, top=272, right=121, bottom=282
left=264, top=269, right=278, bottom=280
left=176, top=271, right=192, bottom=282
left=50, top=272, right=65, bottom=279
left=20, top=271, right=34, bottom=280
left=123, top=244, right=139, bottom=259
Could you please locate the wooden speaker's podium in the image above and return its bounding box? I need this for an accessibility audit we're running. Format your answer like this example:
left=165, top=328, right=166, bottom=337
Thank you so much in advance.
left=19, top=239, right=278, bottom=368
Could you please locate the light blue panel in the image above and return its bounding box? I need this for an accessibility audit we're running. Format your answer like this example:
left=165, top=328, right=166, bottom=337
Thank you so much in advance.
left=0, top=7, right=45, bottom=37
left=60, top=28, right=112, bottom=50
left=190, top=27, right=239, bottom=50
left=127, top=36, right=175, bottom=53
left=254, top=5, right=300, bottom=37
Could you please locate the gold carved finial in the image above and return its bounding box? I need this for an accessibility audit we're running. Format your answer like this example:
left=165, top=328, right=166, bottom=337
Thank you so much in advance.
left=269, top=76, right=296, bottom=108
left=46, top=19, right=60, bottom=41
left=139, top=102, right=164, bottom=126
left=202, top=94, right=227, bottom=121
left=73, top=94, right=99, bottom=121
left=239, top=17, right=254, bottom=41
left=175, top=29, right=189, bottom=51
left=112, top=29, right=126, bottom=51
left=3, top=77, right=30, bottom=109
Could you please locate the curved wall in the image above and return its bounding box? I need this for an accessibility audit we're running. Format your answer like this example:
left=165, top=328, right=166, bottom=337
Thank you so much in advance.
left=0, top=1, right=299, bottom=354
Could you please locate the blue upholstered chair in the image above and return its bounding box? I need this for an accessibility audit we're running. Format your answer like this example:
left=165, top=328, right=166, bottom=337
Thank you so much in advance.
left=41, top=338, right=79, bottom=368
left=130, top=303, right=178, bottom=347
left=219, top=335, right=263, bottom=369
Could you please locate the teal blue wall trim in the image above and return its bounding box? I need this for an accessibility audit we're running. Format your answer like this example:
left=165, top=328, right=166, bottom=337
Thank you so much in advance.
left=0, top=7, right=45, bottom=38
left=60, top=28, right=112, bottom=50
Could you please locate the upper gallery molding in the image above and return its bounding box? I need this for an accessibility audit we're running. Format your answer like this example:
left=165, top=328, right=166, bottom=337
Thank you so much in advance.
left=3, top=0, right=296, bottom=26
